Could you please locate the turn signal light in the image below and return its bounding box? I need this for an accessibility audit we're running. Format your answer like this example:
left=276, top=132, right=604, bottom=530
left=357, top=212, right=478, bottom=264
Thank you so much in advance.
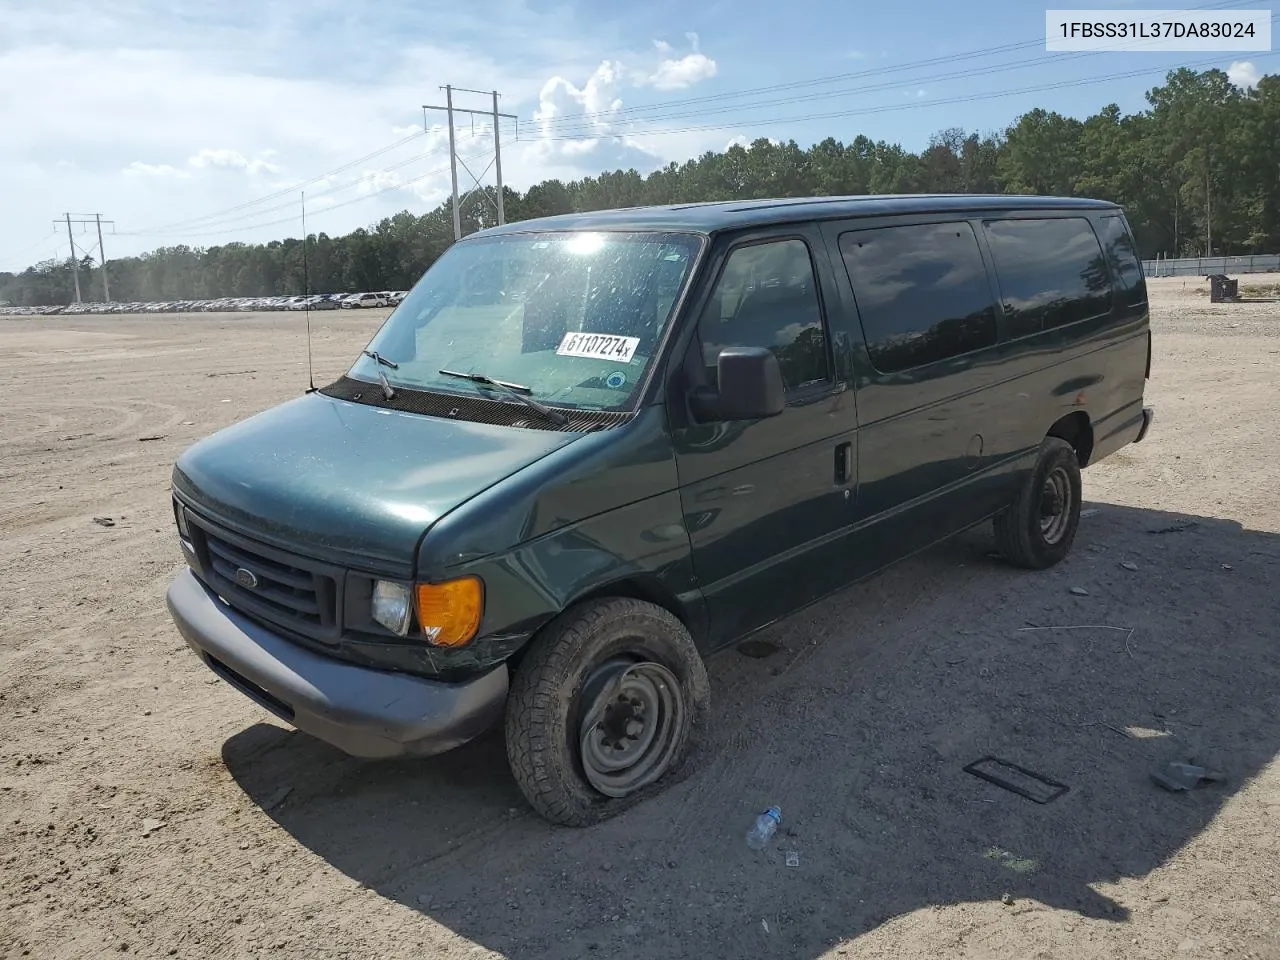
left=414, top=577, right=484, bottom=647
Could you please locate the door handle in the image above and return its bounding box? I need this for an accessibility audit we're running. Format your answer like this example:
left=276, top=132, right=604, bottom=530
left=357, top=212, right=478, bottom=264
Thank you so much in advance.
left=834, top=441, right=853, bottom=485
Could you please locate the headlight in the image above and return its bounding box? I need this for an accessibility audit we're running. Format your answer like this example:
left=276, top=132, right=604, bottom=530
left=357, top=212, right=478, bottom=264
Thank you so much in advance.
left=371, top=576, right=484, bottom=646
left=174, top=500, right=191, bottom=540
left=372, top=580, right=413, bottom=636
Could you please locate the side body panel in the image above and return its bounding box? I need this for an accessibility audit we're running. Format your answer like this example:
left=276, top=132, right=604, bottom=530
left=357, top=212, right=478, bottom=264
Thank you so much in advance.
left=420, top=405, right=706, bottom=662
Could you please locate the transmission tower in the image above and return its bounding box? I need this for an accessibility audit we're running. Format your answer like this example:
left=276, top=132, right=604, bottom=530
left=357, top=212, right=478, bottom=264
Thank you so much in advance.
left=55, top=213, right=114, bottom=303
left=423, top=86, right=517, bottom=241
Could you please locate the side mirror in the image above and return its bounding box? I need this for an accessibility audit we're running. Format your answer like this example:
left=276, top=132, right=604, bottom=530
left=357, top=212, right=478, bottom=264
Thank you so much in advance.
left=690, top=347, right=786, bottom=422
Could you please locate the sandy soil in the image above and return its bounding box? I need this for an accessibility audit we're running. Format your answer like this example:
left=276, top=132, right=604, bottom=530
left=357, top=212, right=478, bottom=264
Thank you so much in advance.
left=2, top=290, right=1279, bottom=960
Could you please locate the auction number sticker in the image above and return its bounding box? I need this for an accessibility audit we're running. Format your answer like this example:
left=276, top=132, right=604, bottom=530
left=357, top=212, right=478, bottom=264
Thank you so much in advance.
left=556, top=331, right=640, bottom=363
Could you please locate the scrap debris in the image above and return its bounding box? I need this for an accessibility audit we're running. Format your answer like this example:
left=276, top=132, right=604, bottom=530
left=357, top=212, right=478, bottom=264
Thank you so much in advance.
left=1151, top=761, right=1226, bottom=793
left=1149, top=520, right=1199, bottom=535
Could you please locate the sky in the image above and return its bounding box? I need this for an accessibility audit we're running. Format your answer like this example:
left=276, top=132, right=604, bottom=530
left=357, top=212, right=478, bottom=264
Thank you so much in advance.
left=1, top=0, right=1275, bottom=271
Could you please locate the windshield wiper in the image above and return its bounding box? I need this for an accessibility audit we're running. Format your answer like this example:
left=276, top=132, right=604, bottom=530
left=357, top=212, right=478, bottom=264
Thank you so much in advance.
left=362, top=350, right=399, bottom=369
left=360, top=350, right=398, bottom=399
left=438, top=368, right=569, bottom=427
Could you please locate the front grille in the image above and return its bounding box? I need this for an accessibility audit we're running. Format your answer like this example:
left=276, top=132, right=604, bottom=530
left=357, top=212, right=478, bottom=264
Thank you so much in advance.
left=186, top=513, right=341, bottom=643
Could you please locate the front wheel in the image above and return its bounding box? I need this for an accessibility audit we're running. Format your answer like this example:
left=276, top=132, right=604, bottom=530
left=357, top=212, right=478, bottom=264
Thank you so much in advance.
left=994, top=436, right=1083, bottom=569
left=504, top=598, right=711, bottom=826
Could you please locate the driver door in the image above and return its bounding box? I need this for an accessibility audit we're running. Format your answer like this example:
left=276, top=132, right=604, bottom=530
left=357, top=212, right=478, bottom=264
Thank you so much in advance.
left=671, top=229, right=859, bottom=648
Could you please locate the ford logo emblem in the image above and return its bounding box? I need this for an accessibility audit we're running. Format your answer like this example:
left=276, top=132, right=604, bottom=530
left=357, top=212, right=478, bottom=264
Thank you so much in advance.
left=234, top=567, right=259, bottom=589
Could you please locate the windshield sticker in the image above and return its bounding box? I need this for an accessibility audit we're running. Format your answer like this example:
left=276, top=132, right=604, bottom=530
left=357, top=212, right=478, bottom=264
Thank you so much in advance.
left=605, top=370, right=627, bottom=389
left=556, top=331, right=640, bottom=363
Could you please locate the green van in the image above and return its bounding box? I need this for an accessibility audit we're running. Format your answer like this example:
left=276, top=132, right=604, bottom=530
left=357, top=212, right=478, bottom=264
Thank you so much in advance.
left=166, top=195, right=1154, bottom=825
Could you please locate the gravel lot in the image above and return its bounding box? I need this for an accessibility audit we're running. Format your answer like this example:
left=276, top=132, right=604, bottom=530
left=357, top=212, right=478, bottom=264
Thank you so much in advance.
left=2, top=278, right=1279, bottom=960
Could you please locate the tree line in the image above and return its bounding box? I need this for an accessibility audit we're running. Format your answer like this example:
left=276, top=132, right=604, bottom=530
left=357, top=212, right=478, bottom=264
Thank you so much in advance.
left=3, top=66, right=1277, bottom=307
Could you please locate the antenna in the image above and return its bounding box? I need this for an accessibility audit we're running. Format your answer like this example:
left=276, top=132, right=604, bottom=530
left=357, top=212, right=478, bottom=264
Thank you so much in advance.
left=301, top=191, right=316, bottom=394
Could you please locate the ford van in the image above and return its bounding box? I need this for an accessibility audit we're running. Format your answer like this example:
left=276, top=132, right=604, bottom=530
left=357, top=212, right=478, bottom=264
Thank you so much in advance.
left=165, top=194, right=1154, bottom=825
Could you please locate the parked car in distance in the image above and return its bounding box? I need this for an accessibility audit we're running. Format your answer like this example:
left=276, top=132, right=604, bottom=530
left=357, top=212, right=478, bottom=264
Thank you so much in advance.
left=165, top=194, right=1153, bottom=826
left=342, top=292, right=388, bottom=308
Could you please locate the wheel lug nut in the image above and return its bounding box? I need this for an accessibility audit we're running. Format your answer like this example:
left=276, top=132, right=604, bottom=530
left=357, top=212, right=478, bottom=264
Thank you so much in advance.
left=625, top=719, right=643, bottom=737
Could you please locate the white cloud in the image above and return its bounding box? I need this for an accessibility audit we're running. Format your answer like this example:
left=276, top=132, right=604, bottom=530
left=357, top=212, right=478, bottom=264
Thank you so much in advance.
left=846, top=50, right=867, bottom=60
left=355, top=168, right=405, bottom=195
left=187, top=147, right=281, bottom=175
left=535, top=60, right=626, bottom=132
left=641, top=33, right=717, bottom=91
left=123, top=160, right=187, bottom=178
left=1227, top=60, right=1261, bottom=89
left=725, top=135, right=749, bottom=150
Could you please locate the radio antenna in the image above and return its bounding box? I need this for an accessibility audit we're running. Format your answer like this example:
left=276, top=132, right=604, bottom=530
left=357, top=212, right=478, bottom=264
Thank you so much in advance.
left=301, top=190, right=316, bottom=394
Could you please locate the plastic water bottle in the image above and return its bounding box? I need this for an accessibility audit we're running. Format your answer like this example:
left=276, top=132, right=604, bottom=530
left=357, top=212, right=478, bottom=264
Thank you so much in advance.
left=746, top=806, right=781, bottom=850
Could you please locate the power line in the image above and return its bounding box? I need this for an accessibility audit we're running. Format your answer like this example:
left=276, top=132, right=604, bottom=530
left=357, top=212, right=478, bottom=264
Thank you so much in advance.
left=535, top=0, right=1250, bottom=132
left=127, top=129, right=432, bottom=235
left=122, top=151, right=492, bottom=240
left=93, top=0, right=1253, bottom=243
left=128, top=139, right=457, bottom=237
left=0, top=230, right=59, bottom=271
left=536, top=46, right=1280, bottom=144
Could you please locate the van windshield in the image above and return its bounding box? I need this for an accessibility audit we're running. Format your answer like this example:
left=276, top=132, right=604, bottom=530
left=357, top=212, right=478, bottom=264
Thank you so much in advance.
left=347, top=231, right=703, bottom=411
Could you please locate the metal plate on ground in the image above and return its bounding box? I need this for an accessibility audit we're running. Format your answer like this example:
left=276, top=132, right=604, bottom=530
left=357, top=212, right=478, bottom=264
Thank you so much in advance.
left=964, top=756, right=1069, bottom=804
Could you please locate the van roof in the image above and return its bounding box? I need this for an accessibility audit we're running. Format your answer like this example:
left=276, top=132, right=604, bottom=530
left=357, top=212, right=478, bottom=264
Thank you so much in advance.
left=474, top=194, right=1121, bottom=239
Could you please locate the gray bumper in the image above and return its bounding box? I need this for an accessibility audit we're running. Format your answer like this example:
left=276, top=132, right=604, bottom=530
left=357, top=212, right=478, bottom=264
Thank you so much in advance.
left=166, top=569, right=508, bottom=759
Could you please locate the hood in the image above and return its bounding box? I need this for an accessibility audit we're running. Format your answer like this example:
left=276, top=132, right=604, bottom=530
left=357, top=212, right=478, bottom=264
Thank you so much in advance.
left=172, top=392, right=581, bottom=574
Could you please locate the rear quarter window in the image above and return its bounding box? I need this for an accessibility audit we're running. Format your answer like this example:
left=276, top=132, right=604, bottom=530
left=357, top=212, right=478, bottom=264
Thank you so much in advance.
left=982, top=217, right=1113, bottom=338
left=838, top=221, right=999, bottom=374
left=1097, top=215, right=1147, bottom=308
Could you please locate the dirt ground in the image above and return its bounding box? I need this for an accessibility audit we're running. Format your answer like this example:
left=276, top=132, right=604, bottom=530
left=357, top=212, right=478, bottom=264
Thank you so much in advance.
left=2, top=278, right=1279, bottom=960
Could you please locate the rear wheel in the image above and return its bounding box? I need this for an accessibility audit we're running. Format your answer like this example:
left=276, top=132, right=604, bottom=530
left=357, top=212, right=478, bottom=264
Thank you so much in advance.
left=994, top=436, right=1082, bottom=569
left=504, top=598, right=710, bottom=826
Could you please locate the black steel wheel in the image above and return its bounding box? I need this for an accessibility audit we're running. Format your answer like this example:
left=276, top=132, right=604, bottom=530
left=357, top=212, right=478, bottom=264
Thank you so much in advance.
left=1039, top=463, right=1074, bottom=546
left=505, top=598, right=711, bottom=826
left=577, top=659, right=686, bottom=798
left=994, top=436, right=1083, bottom=569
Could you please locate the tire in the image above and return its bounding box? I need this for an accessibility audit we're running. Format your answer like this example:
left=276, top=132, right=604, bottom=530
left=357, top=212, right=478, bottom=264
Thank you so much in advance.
left=994, top=436, right=1082, bottom=569
left=504, top=598, right=711, bottom=827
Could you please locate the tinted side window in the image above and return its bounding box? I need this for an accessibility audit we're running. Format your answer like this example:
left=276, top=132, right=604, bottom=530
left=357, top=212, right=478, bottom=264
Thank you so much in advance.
left=983, top=217, right=1113, bottom=338
left=838, top=221, right=998, bottom=374
left=698, top=239, right=829, bottom=391
left=1097, top=215, right=1146, bottom=307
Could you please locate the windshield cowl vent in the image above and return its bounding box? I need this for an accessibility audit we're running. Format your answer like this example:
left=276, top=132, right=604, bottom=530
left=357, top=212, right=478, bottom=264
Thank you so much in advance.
left=318, top=377, right=635, bottom=433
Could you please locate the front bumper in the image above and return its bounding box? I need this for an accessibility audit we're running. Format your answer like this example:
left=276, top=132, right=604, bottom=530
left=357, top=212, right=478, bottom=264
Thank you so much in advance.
left=166, top=569, right=508, bottom=758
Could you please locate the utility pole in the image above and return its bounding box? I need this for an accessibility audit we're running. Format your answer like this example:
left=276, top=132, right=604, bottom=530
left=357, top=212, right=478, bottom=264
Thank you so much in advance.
left=63, top=213, right=82, bottom=304
left=493, top=90, right=506, bottom=226
left=445, top=85, right=461, bottom=241
left=55, top=213, right=115, bottom=303
left=95, top=213, right=110, bottom=302
left=423, top=87, right=517, bottom=242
